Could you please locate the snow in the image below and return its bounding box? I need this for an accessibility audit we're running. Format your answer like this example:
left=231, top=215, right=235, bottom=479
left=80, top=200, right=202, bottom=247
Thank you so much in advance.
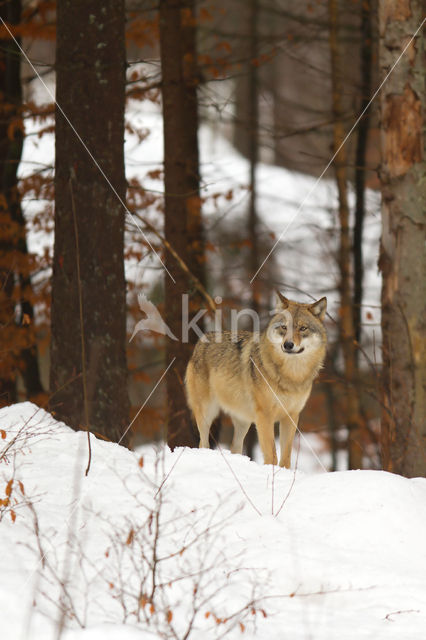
left=1, top=402, right=426, bottom=639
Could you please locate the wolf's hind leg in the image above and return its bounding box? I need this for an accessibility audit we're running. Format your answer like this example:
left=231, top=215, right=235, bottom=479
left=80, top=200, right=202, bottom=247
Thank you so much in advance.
left=192, top=401, right=219, bottom=449
left=230, top=418, right=251, bottom=455
left=186, top=360, right=218, bottom=449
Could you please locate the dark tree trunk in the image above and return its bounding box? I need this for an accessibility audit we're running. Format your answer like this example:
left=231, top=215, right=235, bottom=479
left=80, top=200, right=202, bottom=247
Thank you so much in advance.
left=329, top=0, right=364, bottom=470
left=244, top=0, right=260, bottom=461
left=324, top=343, right=341, bottom=472
left=159, top=0, right=205, bottom=449
left=353, top=0, right=373, bottom=354
left=378, top=0, right=425, bottom=476
left=0, top=0, right=43, bottom=406
left=248, top=0, right=260, bottom=312
left=50, top=0, right=129, bottom=444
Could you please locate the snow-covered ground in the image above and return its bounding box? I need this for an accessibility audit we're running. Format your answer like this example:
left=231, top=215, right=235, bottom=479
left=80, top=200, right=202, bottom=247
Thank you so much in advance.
left=1, top=402, right=425, bottom=640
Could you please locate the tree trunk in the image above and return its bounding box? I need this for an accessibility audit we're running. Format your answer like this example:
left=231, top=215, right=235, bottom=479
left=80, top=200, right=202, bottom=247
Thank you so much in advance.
left=244, top=0, right=260, bottom=461
left=159, top=0, right=205, bottom=449
left=50, top=0, right=129, bottom=444
left=248, top=0, right=260, bottom=313
left=324, top=342, right=341, bottom=472
left=0, top=0, right=43, bottom=405
left=329, top=0, right=364, bottom=470
left=353, top=0, right=373, bottom=354
left=378, top=0, right=425, bottom=476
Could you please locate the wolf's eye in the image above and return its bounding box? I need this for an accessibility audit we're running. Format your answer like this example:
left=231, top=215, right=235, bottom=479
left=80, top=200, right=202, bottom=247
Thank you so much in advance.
left=299, top=326, right=307, bottom=332
left=280, top=324, right=287, bottom=331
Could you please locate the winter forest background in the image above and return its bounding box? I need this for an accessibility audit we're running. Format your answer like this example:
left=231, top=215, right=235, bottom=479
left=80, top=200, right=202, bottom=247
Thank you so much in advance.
left=1, top=0, right=425, bottom=476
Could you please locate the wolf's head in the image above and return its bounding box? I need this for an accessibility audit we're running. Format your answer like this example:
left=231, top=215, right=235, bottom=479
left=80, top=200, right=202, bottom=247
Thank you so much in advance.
left=266, top=292, right=327, bottom=359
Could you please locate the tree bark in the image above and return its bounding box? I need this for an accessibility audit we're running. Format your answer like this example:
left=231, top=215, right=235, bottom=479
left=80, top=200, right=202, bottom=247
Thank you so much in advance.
left=0, top=0, right=43, bottom=405
left=353, top=0, right=373, bottom=353
left=159, top=0, right=205, bottom=449
left=248, top=0, right=260, bottom=313
left=50, top=0, right=129, bottom=444
left=378, top=0, right=425, bottom=476
left=329, top=0, right=364, bottom=469
left=244, top=0, right=260, bottom=461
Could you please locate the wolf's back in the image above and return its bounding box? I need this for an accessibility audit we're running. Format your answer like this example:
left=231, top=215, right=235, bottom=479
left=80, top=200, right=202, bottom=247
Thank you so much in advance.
left=187, top=330, right=255, bottom=378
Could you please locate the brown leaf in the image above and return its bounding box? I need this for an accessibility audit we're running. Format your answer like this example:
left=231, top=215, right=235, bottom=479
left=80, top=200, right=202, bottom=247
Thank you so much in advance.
left=199, top=7, right=213, bottom=22
left=147, top=169, right=162, bottom=180
left=139, top=595, right=148, bottom=609
left=7, top=118, right=24, bottom=141
left=126, top=528, right=134, bottom=545
left=5, top=479, right=13, bottom=497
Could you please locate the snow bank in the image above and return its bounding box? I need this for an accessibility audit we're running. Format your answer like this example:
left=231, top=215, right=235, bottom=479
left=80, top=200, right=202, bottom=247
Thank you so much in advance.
left=1, top=402, right=425, bottom=639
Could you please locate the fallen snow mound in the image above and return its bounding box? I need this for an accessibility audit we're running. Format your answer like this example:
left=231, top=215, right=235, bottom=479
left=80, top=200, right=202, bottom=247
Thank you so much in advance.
left=1, top=402, right=426, bottom=640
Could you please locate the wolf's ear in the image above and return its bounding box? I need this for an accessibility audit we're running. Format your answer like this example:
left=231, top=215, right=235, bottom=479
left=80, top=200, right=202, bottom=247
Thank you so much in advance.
left=275, top=290, right=289, bottom=309
left=309, top=297, right=327, bottom=320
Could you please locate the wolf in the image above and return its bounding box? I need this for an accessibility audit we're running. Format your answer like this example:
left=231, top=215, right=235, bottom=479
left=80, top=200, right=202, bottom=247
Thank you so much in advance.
left=185, top=292, right=327, bottom=467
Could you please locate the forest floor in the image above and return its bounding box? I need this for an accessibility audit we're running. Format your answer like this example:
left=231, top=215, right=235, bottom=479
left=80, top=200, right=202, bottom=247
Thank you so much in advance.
left=1, top=402, right=425, bottom=639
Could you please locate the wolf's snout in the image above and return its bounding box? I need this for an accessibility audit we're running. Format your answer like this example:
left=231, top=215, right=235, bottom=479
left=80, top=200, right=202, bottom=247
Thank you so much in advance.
left=284, top=340, right=294, bottom=351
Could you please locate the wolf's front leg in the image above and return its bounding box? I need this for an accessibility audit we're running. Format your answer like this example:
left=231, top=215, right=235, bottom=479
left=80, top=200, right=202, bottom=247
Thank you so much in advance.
left=279, top=413, right=298, bottom=468
left=255, top=413, right=278, bottom=465
left=230, top=418, right=251, bottom=455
